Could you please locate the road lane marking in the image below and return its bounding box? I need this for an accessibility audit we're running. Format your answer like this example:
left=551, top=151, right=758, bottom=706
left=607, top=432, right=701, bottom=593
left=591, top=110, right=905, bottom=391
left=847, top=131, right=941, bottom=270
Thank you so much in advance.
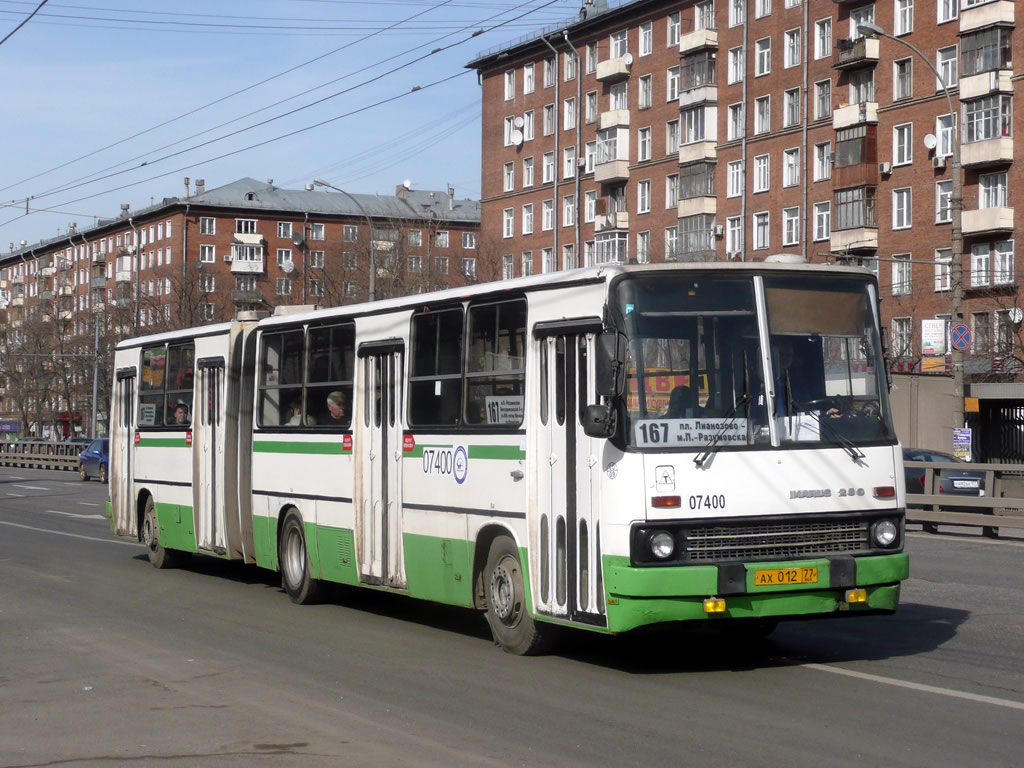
left=803, top=663, right=1024, bottom=711
left=6, top=493, right=25, bottom=497
left=0, top=520, right=138, bottom=546
left=12, top=484, right=47, bottom=491
left=77, top=502, right=100, bottom=507
left=45, top=509, right=106, bottom=520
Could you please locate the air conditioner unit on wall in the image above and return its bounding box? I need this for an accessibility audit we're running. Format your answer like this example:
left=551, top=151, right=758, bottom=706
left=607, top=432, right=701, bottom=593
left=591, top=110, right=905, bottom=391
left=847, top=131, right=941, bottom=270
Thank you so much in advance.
left=879, top=162, right=892, bottom=175
left=932, top=156, right=947, bottom=170
left=713, top=224, right=724, bottom=237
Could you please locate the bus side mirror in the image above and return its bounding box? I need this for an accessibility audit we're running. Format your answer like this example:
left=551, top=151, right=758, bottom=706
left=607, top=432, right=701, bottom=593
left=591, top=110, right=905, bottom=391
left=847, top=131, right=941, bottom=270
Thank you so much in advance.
left=583, top=404, right=616, bottom=439
left=595, top=331, right=626, bottom=398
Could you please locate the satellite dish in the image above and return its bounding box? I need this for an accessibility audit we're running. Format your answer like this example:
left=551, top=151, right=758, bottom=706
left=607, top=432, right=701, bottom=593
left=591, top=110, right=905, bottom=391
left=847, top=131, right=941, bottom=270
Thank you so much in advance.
left=402, top=179, right=411, bottom=189
left=281, top=261, right=295, bottom=274
left=291, top=232, right=305, bottom=247
left=923, top=133, right=937, bottom=150
left=513, top=116, right=525, bottom=129
left=1010, top=308, right=1023, bottom=324
left=510, top=129, right=524, bottom=146
left=623, top=52, right=633, bottom=67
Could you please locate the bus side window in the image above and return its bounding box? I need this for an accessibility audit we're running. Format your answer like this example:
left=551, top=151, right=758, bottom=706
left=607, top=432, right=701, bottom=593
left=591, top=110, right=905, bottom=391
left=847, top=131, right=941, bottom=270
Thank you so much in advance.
left=465, top=298, right=526, bottom=427
left=138, top=345, right=166, bottom=427
left=409, top=307, right=464, bottom=427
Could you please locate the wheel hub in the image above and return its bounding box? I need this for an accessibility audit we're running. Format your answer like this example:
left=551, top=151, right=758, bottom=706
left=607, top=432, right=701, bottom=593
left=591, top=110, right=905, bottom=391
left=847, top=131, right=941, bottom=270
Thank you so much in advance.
left=490, top=559, right=518, bottom=623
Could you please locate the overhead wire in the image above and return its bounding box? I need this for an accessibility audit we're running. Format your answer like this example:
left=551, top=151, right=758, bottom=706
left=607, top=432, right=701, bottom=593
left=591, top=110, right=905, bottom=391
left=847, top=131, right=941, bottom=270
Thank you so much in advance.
left=0, top=0, right=47, bottom=47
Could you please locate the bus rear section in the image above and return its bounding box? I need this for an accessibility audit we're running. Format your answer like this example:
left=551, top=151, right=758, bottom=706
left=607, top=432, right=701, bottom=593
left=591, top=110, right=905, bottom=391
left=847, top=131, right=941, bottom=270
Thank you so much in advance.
left=581, top=266, right=908, bottom=635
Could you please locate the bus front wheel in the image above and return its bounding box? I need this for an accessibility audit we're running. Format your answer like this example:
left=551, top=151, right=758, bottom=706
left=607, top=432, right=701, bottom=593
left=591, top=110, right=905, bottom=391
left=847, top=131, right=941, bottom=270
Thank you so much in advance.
left=484, top=535, right=556, bottom=655
left=279, top=511, right=322, bottom=605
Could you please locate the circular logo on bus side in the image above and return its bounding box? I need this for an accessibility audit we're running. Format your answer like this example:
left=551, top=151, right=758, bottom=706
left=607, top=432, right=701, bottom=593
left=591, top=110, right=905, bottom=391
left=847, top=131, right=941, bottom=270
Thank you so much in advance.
left=453, top=446, right=468, bottom=484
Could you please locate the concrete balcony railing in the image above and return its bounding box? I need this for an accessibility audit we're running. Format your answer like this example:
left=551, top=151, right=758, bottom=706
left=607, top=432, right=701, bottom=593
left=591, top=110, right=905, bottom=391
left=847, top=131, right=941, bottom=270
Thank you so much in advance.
left=961, top=137, right=1014, bottom=167
left=833, top=101, right=878, bottom=130
left=92, top=253, right=106, bottom=264
left=679, top=28, right=717, bottom=53
left=594, top=211, right=629, bottom=232
left=231, top=289, right=264, bottom=305
left=230, top=259, right=265, bottom=275
left=115, top=271, right=132, bottom=283
left=677, top=197, right=717, bottom=218
left=960, top=70, right=1014, bottom=100
left=960, top=0, right=1014, bottom=33
left=598, top=109, right=630, bottom=129
left=678, top=140, right=717, bottom=165
left=830, top=227, right=878, bottom=252
left=59, top=284, right=74, bottom=296
left=678, top=85, right=717, bottom=108
left=594, top=159, right=630, bottom=184
left=596, top=56, right=632, bottom=83
left=91, top=276, right=106, bottom=289
left=833, top=37, right=880, bottom=70
left=962, top=207, right=1015, bottom=235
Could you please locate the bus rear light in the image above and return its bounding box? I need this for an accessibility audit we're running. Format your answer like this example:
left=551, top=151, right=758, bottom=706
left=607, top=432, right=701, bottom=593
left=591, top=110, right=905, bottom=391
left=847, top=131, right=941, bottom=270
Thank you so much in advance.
left=651, top=495, right=681, bottom=508
left=873, top=486, right=896, bottom=498
left=703, top=598, right=726, bottom=614
left=844, top=589, right=867, bottom=604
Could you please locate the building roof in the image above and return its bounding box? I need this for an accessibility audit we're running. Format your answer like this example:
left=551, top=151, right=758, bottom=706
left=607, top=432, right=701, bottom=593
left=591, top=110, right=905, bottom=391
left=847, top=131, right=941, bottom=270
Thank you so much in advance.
left=1, top=177, right=480, bottom=267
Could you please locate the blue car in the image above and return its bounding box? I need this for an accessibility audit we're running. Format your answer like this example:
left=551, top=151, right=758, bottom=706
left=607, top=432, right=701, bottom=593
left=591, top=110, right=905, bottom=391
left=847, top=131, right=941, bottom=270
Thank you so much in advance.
left=79, top=438, right=109, bottom=483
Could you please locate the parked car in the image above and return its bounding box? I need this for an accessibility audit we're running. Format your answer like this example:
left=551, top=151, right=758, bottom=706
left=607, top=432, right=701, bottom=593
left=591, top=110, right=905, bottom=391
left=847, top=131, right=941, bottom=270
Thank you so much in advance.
left=65, top=437, right=92, bottom=448
left=903, top=448, right=986, bottom=508
left=79, top=438, right=109, bottom=483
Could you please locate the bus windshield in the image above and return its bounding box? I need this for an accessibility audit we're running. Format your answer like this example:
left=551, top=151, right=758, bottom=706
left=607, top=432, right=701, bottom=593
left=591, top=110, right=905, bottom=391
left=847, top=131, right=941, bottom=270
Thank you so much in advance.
left=611, top=272, right=895, bottom=451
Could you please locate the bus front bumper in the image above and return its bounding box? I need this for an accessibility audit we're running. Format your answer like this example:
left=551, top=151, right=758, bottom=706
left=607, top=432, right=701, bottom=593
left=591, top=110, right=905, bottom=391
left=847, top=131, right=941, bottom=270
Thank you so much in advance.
left=601, top=552, right=909, bottom=634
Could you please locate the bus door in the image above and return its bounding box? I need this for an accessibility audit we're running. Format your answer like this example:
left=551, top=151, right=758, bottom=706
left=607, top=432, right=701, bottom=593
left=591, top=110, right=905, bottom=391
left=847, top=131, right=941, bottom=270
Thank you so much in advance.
left=111, top=367, right=136, bottom=537
left=195, top=357, right=226, bottom=554
left=533, top=324, right=606, bottom=625
left=357, top=342, right=405, bottom=588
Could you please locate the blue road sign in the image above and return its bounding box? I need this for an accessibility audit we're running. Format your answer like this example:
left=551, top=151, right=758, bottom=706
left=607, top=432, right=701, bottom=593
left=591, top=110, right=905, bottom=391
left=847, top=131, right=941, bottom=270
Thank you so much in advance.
left=951, top=323, right=972, bottom=351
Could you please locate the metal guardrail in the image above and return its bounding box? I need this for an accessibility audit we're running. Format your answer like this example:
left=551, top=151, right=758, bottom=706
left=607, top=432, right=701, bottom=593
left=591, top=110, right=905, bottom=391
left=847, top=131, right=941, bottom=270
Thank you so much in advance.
left=0, top=440, right=82, bottom=471
left=905, top=459, right=1024, bottom=538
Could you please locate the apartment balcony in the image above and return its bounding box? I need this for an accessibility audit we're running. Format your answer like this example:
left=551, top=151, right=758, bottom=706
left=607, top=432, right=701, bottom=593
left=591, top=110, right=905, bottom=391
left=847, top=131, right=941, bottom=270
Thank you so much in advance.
left=961, top=137, right=1014, bottom=167
left=833, top=37, right=880, bottom=70
left=91, top=276, right=106, bottom=289
left=92, top=252, right=106, bottom=264
left=11, top=274, right=24, bottom=285
left=231, top=289, right=264, bottom=305
left=677, top=197, right=716, bottom=218
left=830, top=227, right=878, bottom=252
left=230, top=258, right=265, bottom=275
left=115, top=270, right=132, bottom=283
left=10, top=296, right=24, bottom=307
left=598, top=109, right=630, bottom=129
left=679, top=28, right=717, bottom=53
left=960, top=70, right=1014, bottom=100
left=40, top=266, right=56, bottom=277
left=594, top=211, right=629, bottom=232
left=59, top=284, right=74, bottom=296
left=678, top=85, right=717, bottom=108
left=596, top=56, right=632, bottom=83
left=962, top=207, right=1015, bottom=235
left=39, top=290, right=53, bottom=303
left=594, top=159, right=630, bottom=184
left=832, top=102, right=878, bottom=129
left=960, top=0, right=1014, bottom=33
left=678, top=140, right=717, bottom=165
left=60, top=309, right=74, bottom=321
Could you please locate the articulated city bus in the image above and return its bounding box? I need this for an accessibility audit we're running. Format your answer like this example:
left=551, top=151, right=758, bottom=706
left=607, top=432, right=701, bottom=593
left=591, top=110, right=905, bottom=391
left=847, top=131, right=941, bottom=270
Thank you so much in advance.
left=108, top=262, right=908, bottom=654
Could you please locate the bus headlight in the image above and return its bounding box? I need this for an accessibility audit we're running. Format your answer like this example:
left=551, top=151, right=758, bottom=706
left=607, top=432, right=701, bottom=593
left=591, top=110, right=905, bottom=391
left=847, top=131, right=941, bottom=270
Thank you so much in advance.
left=649, top=530, right=675, bottom=560
left=871, top=519, right=898, bottom=548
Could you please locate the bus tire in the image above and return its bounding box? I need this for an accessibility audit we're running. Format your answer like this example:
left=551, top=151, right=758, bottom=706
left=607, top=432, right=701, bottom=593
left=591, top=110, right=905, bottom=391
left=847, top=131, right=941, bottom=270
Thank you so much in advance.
left=484, top=535, right=556, bottom=655
left=279, top=511, right=322, bottom=605
left=142, top=496, right=184, bottom=569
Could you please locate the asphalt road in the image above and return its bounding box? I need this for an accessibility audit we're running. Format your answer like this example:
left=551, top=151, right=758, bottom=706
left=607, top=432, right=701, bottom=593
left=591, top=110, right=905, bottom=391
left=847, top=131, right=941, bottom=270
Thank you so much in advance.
left=1, top=466, right=1022, bottom=768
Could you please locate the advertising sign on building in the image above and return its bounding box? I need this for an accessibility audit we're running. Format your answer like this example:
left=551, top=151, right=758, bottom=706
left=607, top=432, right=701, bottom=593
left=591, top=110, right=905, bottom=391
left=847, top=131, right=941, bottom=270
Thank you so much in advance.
left=953, top=428, right=972, bottom=461
left=921, top=319, right=947, bottom=356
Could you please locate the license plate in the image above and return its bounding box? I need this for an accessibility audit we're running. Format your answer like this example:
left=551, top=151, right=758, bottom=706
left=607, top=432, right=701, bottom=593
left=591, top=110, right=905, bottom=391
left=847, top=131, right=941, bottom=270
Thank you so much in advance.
left=754, top=567, right=818, bottom=586
left=953, top=479, right=979, bottom=489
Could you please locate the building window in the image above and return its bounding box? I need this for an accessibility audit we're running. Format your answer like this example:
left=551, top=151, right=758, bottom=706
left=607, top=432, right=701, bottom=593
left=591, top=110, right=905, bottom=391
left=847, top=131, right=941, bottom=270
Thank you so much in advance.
left=435, top=231, right=450, bottom=248
left=937, top=46, right=958, bottom=89
left=462, top=257, right=477, bottom=279
left=610, top=29, right=628, bottom=58
left=813, top=202, right=831, bottom=241
left=637, top=180, right=651, bottom=214
left=753, top=212, right=769, bottom=249
left=277, top=221, right=292, bottom=238
left=995, top=310, right=1014, bottom=354
left=200, top=217, right=215, bottom=235
left=542, top=199, right=554, bottom=231
left=754, top=154, right=769, bottom=193
left=834, top=187, right=876, bottom=230
left=668, top=11, right=682, bottom=44
left=236, top=219, right=257, bottom=234
left=664, top=227, right=679, bottom=259
left=543, top=104, right=555, bottom=136
left=665, top=174, right=679, bottom=208
left=596, top=232, right=628, bottom=264
left=409, top=229, right=423, bottom=247
left=682, top=106, right=705, bottom=144
left=543, top=151, right=555, bottom=183
left=310, top=250, right=325, bottom=268
left=815, top=18, right=832, bottom=60
left=755, top=96, right=770, bottom=134
left=893, top=188, right=912, bottom=230
left=891, top=317, right=912, bottom=357
left=728, top=48, right=744, bottom=86
left=814, top=142, right=832, bottom=181
left=638, top=75, right=652, bottom=110
left=934, top=248, right=951, bottom=291
left=343, top=225, right=358, bottom=242
left=755, top=0, right=771, bottom=20
left=277, top=248, right=293, bottom=267
left=667, top=66, right=681, bottom=101
left=834, top=125, right=867, bottom=168
left=523, top=110, right=534, bottom=140
left=503, top=254, right=514, bottom=279
left=638, top=126, right=652, bottom=161
left=973, top=312, right=991, bottom=353
left=343, top=252, right=357, bottom=269
left=933, top=181, right=952, bottom=223
left=563, top=146, right=576, bottom=179
left=584, top=191, right=596, bottom=222
left=964, top=95, right=1011, bottom=143
left=783, top=148, right=800, bottom=187
left=894, top=58, right=913, bottom=101
left=522, top=204, right=533, bottom=235
left=850, top=69, right=875, bottom=104
left=504, top=69, right=515, bottom=100
left=892, top=253, right=911, bottom=295
left=727, top=160, right=743, bottom=197
left=585, top=141, right=596, bottom=173
left=200, top=274, right=215, bottom=293
left=610, top=81, right=627, bottom=110
left=755, top=38, right=771, bottom=76
left=782, top=208, right=800, bottom=246
left=980, top=171, right=1008, bottom=209
left=276, top=278, right=292, bottom=296
left=504, top=162, right=514, bottom=192
left=728, top=103, right=744, bottom=140
left=937, top=114, right=956, bottom=157
left=544, top=56, right=556, bottom=87
left=961, top=27, right=1012, bottom=78
left=938, top=0, right=957, bottom=23
left=850, top=5, right=874, bottom=39
left=815, top=80, right=832, bottom=120
left=586, top=42, right=597, bottom=73
left=680, top=162, right=715, bottom=199
left=310, top=279, right=324, bottom=297
left=564, top=51, right=576, bottom=81
left=563, top=97, right=576, bottom=129
left=784, top=88, right=800, bottom=127
left=726, top=216, right=743, bottom=254
left=695, top=1, right=713, bottom=31
left=463, top=232, right=476, bottom=249
left=200, top=303, right=215, bottom=322
left=199, top=245, right=215, bottom=263
left=894, top=0, right=913, bottom=36
left=971, top=243, right=991, bottom=287
left=784, top=29, right=801, bottom=69
left=524, top=62, right=535, bottom=93
left=639, top=21, right=652, bottom=56
left=666, top=119, right=680, bottom=154
left=503, top=208, right=514, bottom=239
left=893, top=123, right=913, bottom=165
left=523, top=157, right=534, bottom=187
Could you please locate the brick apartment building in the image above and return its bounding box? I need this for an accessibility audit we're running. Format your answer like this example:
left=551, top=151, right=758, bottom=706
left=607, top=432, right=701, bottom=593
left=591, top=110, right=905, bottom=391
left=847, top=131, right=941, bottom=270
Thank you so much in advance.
left=467, top=0, right=1022, bottom=388
left=0, top=177, right=480, bottom=437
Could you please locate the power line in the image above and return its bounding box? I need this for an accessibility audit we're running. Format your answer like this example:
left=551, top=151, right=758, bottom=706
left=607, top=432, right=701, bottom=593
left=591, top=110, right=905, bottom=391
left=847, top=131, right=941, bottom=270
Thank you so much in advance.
left=0, top=0, right=47, bottom=47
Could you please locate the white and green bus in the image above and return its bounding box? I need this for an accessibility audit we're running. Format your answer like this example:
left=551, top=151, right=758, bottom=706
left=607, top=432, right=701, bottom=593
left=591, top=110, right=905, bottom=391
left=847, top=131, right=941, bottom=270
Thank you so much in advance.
left=109, top=262, right=908, bottom=654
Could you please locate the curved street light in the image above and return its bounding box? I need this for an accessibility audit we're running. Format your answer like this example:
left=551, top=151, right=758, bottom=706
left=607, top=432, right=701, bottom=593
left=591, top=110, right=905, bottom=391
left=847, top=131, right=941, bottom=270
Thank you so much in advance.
left=313, top=178, right=376, bottom=302
left=858, top=21, right=964, bottom=432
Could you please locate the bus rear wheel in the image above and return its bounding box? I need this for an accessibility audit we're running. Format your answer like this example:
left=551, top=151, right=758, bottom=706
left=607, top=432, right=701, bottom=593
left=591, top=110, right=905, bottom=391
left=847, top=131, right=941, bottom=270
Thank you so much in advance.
left=484, top=535, right=556, bottom=655
left=142, top=496, right=185, bottom=569
left=279, top=511, right=322, bottom=605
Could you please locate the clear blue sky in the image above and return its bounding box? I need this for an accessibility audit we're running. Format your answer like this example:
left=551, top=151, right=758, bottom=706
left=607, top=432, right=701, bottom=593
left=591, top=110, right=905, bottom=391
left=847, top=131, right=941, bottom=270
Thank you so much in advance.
left=0, top=0, right=579, bottom=248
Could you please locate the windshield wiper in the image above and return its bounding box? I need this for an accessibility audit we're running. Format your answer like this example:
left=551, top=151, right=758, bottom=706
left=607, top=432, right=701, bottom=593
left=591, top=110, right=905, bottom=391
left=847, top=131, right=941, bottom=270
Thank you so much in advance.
left=791, top=401, right=865, bottom=462
left=694, top=393, right=751, bottom=467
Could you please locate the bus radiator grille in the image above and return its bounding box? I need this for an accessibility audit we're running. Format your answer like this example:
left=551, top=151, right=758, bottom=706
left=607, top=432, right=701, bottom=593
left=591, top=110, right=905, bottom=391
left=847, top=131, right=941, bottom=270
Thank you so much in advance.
left=683, top=519, right=870, bottom=562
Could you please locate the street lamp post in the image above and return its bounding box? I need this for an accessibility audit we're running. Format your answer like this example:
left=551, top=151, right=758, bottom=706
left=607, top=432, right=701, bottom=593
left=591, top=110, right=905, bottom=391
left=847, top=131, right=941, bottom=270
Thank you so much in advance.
left=313, top=178, right=376, bottom=302
left=858, top=22, right=964, bottom=432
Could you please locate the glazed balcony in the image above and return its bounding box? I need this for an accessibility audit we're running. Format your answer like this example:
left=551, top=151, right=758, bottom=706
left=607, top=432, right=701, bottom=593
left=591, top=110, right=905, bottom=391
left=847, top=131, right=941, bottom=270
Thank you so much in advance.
left=960, top=0, right=1014, bottom=33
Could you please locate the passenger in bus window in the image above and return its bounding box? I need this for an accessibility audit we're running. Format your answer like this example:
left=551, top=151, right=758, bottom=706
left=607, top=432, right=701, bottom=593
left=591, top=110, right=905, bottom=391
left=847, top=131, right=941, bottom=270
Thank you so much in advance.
left=326, top=391, right=348, bottom=423
left=173, top=403, right=190, bottom=426
left=662, top=385, right=697, bottom=419
left=286, top=397, right=303, bottom=426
